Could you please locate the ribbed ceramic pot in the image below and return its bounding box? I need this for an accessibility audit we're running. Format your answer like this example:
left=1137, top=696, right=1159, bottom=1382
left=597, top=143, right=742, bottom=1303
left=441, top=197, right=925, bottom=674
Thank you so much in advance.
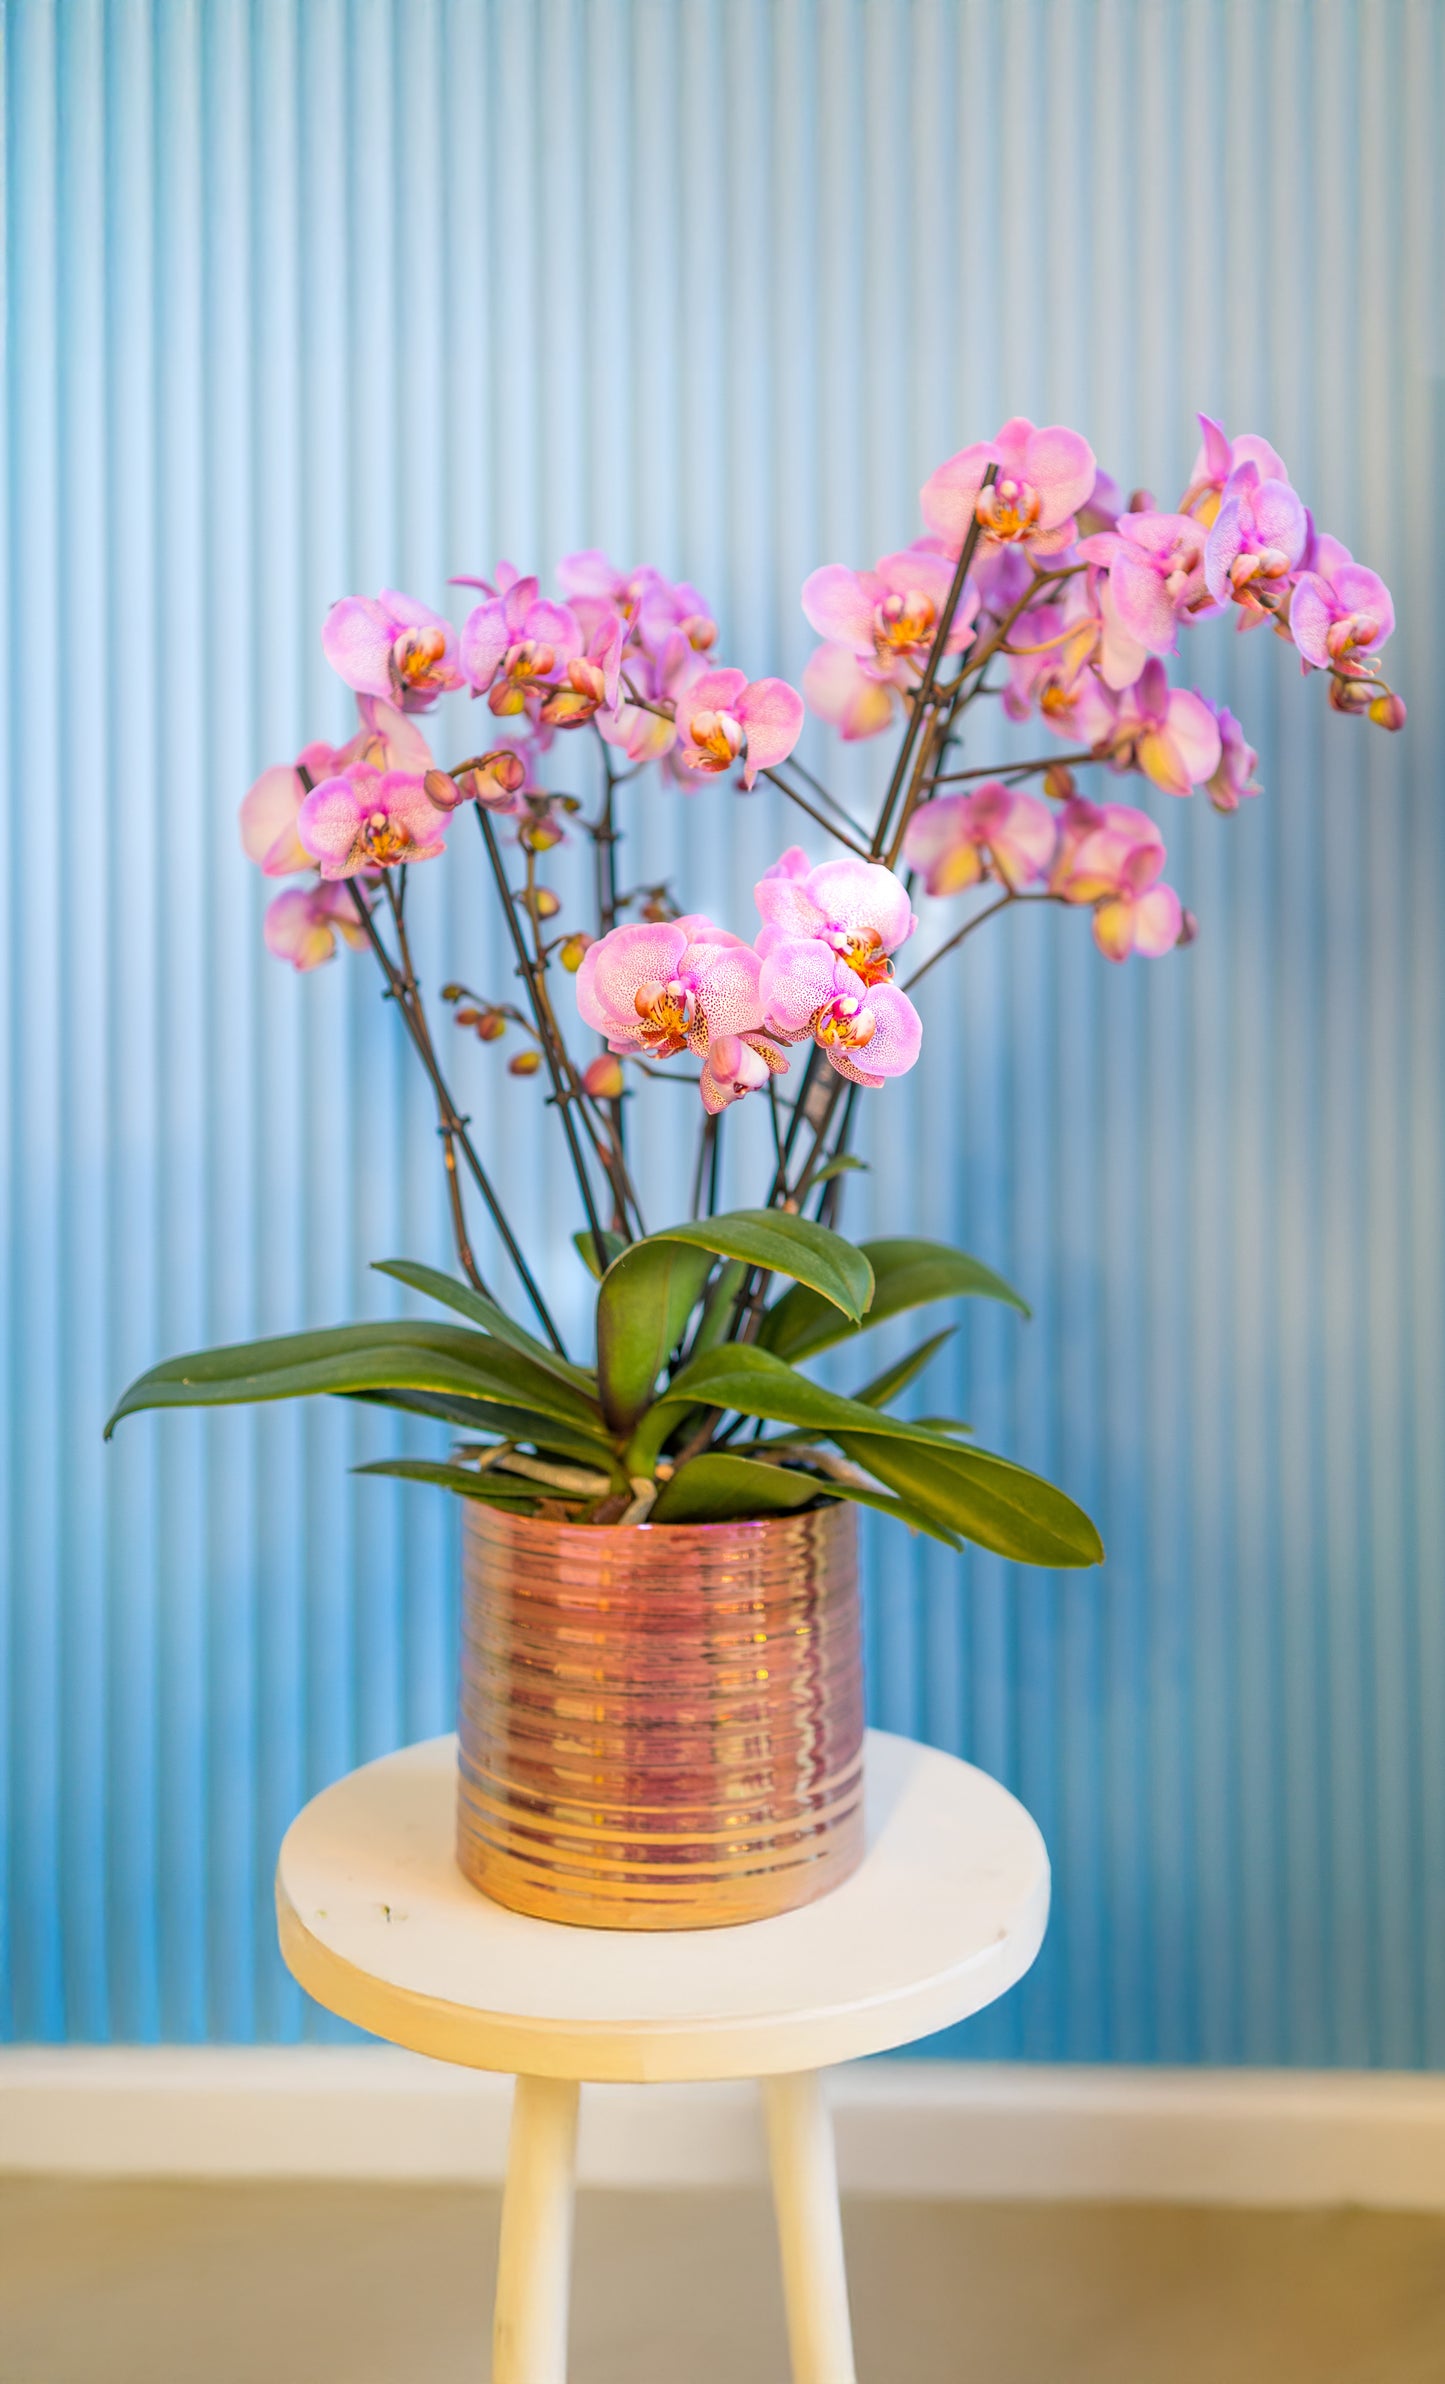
left=457, top=1499, right=864, bottom=1929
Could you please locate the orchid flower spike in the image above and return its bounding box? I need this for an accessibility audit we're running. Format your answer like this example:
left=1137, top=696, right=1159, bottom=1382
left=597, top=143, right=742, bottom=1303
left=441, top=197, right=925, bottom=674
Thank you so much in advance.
left=1289, top=536, right=1395, bottom=678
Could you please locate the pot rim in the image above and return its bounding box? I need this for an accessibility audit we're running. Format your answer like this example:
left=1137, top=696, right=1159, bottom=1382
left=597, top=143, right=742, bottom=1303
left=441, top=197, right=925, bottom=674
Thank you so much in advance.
left=459, top=1494, right=856, bottom=1549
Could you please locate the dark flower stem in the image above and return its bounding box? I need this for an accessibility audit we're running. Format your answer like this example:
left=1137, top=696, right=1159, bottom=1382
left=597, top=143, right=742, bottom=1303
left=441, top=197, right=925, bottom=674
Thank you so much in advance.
left=344, top=878, right=567, bottom=1353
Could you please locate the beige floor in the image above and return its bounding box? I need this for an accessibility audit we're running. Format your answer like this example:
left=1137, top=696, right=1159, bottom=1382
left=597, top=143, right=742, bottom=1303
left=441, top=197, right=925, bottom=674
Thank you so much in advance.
left=2, top=2178, right=1443, bottom=2383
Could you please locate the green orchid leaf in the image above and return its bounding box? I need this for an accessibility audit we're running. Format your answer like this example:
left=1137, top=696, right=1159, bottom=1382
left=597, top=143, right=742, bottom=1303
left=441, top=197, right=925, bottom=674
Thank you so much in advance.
left=372, top=1260, right=599, bottom=1398
left=832, top=1433, right=1103, bottom=1570
left=795, top=1472, right=964, bottom=1550
left=685, top=1259, right=748, bottom=1361
left=853, top=1326, right=956, bottom=1409
left=808, top=1154, right=868, bottom=1189
left=758, top=1237, right=1027, bottom=1362
left=350, top=1388, right=619, bottom=1468
left=596, top=1239, right=718, bottom=1432
left=104, top=1321, right=602, bottom=1439
left=652, top=1343, right=964, bottom=1452
left=352, top=1458, right=547, bottom=1509
left=649, top=1453, right=825, bottom=1524
left=573, top=1227, right=628, bottom=1280
left=653, top=1210, right=874, bottom=1327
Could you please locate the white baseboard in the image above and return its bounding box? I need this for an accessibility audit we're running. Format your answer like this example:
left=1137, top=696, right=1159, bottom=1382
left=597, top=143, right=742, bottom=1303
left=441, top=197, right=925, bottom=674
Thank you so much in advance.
left=4, top=2048, right=1445, bottom=2212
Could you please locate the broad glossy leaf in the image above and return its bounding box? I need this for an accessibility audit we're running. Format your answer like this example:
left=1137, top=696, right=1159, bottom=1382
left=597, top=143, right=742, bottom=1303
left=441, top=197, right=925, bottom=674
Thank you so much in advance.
left=596, top=1239, right=717, bottom=1431
left=372, top=1260, right=598, bottom=1398
left=573, top=1227, right=628, bottom=1280
left=832, top=1433, right=1102, bottom=1569
left=655, top=1210, right=873, bottom=1327
left=105, top=1321, right=602, bottom=1439
left=352, top=1458, right=546, bottom=1508
left=351, top=1388, right=619, bottom=1467
left=759, top=1237, right=1027, bottom=1362
left=649, top=1453, right=824, bottom=1524
left=655, top=1343, right=964, bottom=1451
left=800, top=1472, right=964, bottom=1550
left=853, top=1326, right=956, bottom=1409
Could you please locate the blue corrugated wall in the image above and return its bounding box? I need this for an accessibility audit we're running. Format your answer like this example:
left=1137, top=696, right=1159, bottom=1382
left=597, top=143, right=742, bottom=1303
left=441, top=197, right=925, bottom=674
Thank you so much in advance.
left=4, top=0, right=1443, bottom=2062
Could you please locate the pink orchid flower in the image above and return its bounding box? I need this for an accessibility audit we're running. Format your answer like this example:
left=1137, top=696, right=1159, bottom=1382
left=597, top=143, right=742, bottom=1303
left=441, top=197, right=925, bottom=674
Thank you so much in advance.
left=801, top=642, right=899, bottom=741
left=1049, top=798, right=1185, bottom=962
left=699, top=1032, right=790, bottom=1116
left=459, top=573, right=583, bottom=714
left=1204, top=466, right=1309, bottom=623
left=758, top=941, right=923, bottom=1088
left=921, top=417, right=1097, bottom=560
left=575, top=917, right=766, bottom=1062
left=239, top=700, right=432, bottom=875
left=754, top=853, right=916, bottom=978
left=801, top=546, right=978, bottom=684
left=1108, top=659, right=1222, bottom=797
left=298, top=764, right=448, bottom=878
left=538, top=611, right=626, bottom=727
left=1180, top=414, right=1291, bottom=525
left=1204, top=708, right=1261, bottom=813
left=321, top=591, right=463, bottom=712
left=902, top=785, right=1057, bottom=896
left=1003, top=598, right=1118, bottom=744
left=1289, top=535, right=1395, bottom=677
left=1078, top=512, right=1213, bottom=682
left=598, top=633, right=703, bottom=765
left=673, top=669, right=804, bottom=789
left=263, top=881, right=371, bottom=971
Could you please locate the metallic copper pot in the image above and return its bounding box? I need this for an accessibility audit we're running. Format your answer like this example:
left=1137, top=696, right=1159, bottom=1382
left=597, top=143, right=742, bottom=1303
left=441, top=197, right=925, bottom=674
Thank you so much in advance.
left=457, top=1499, right=864, bottom=1929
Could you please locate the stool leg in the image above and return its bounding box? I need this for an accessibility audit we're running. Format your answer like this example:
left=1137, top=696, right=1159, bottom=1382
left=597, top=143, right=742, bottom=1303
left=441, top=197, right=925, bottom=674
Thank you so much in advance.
left=492, top=2074, right=580, bottom=2384
left=763, top=2070, right=857, bottom=2384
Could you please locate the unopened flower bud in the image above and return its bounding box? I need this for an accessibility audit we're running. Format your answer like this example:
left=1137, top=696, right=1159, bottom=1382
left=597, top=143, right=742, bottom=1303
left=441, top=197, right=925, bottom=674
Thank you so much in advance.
left=1043, top=764, right=1077, bottom=802
left=476, top=1010, right=506, bottom=1042
left=454, top=1005, right=480, bottom=1027
left=520, top=818, right=564, bottom=853
left=1328, top=673, right=1374, bottom=716
left=1176, top=908, right=1200, bottom=949
left=508, top=1049, right=542, bottom=1077
left=440, top=982, right=463, bottom=1003
left=1368, top=690, right=1407, bottom=732
left=559, top=934, right=593, bottom=973
left=424, top=767, right=464, bottom=812
left=582, top=1054, right=624, bottom=1100
left=1126, top=487, right=1156, bottom=514
left=527, top=886, right=561, bottom=919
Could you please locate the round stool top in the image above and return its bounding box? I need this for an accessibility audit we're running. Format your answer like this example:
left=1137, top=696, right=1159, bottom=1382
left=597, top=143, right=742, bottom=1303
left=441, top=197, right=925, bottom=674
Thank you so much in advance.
left=276, top=1728, right=1049, bottom=2083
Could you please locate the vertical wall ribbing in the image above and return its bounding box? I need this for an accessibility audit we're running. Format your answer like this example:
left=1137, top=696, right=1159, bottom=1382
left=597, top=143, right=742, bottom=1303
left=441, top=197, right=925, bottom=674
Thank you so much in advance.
left=3, top=0, right=1441, bottom=2064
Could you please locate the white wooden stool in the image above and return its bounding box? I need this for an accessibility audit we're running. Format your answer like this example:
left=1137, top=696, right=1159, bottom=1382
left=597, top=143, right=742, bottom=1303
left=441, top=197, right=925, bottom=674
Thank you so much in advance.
left=276, top=1726, right=1049, bottom=2384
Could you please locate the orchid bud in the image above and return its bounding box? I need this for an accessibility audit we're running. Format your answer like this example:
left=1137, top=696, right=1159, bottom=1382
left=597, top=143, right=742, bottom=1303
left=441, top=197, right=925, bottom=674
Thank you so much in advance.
left=525, top=886, right=561, bottom=920
left=424, top=767, right=464, bottom=812
left=559, top=934, right=593, bottom=973
left=476, top=1011, right=506, bottom=1042
left=508, top=1049, right=542, bottom=1077
left=1176, top=909, right=1200, bottom=949
left=582, top=1054, right=625, bottom=1100
left=440, top=983, right=463, bottom=1002
left=1043, top=764, right=1077, bottom=802
left=1328, top=674, right=1374, bottom=716
left=1368, top=690, right=1407, bottom=732
left=519, top=818, right=564, bottom=853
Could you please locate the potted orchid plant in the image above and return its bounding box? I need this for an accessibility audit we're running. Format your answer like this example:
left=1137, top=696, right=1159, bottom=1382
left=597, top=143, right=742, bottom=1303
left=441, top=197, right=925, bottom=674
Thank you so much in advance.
left=107, top=414, right=1401, bottom=1929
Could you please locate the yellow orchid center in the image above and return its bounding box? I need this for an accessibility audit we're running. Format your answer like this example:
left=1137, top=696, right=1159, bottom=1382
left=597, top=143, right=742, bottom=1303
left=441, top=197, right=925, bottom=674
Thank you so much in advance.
left=633, top=977, right=701, bottom=1055
left=873, top=591, right=937, bottom=662
left=824, top=925, right=893, bottom=985
left=359, top=810, right=412, bottom=866
left=687, top=709, right=745, bottom=770
left=976, top=473, right=1042, bottom=543
left=395, top=626, right=448, bottom=687
left=815, top=993, right=876, bottom=1052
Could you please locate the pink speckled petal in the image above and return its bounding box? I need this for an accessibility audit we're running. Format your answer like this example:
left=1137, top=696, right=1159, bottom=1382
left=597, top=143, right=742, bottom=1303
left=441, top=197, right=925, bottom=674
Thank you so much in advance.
left=759, top=937, right=842, bottom=1036
left=578, top=921, right=690, bottom=1038
left=736, top=677, right=805, bottom=785
left=1022, top=425, right=1097, bottom=530
left=800, top=566, right=877, bottom=652
left=321, top=597, right=395, bottom=700
left=804, top=857, right=916, bottom=951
